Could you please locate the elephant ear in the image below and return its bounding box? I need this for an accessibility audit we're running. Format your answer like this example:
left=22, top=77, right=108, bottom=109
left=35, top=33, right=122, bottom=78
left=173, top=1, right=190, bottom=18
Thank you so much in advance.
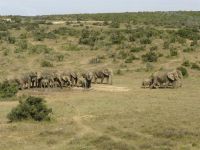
left=167, top=72, right=175, bottom=81
left=103, top=69, right=109, bottom=76
left=71, top=72, right=77, bottom=78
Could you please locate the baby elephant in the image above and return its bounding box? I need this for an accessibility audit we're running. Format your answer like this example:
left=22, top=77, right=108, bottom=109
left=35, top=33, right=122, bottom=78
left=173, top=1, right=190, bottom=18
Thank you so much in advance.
left=142, top=78, right=152, bottom=88
left=77, top=77, right=88, bottom=89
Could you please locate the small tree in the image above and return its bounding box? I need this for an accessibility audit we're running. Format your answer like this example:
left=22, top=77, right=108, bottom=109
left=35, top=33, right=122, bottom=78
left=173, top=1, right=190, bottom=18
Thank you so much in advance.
left=142, top=51, right=158, bottom=62
left=0, top=80, right=18, bottom=99
left=7, top=96, right=52, bottom=122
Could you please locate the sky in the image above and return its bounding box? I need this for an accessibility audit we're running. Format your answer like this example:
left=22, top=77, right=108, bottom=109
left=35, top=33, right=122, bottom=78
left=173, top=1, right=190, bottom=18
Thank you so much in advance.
left=0, top=0, right=200, bottom=16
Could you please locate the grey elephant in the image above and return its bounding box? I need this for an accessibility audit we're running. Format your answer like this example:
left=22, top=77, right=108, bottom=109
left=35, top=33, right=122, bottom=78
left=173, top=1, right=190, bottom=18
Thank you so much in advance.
left=82, top=71, right=93, bottom=88
left=142, top=78, right=153, bottom=88
left=40, top=78, right=50, bottom=88
left=150, top=69, right=182, bottom=89
left=93, top=68, right=113, bottom=84
left=60, top=72, right=72, bottom=87
left=69, top=72, right=79, bottom=86
left=77, top=77, right=87, bottom=88
left=14, top=72, right=38, bottom=89
left=36, top=71, right=62, bottom=88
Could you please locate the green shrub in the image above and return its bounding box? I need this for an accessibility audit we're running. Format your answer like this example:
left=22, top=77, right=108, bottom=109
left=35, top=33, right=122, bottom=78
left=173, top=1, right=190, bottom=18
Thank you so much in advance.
left=191, top=63, right=200, bottom=71
left=140, top=38, right=152, bottom=44
left=142, top=51, right=158, bottom=62
left=176, top=27, right=200, bottom=40
left=110, top=32, right=124, bottom=44
left=8, top=36, right=16, bottom=44
left=33, top=30, right=46, bottom=41
left=177, top=66, right=189, bottom=77
left=41, top=60, right=53, bottom=67
left=7, top=96, right=52, bottom=122
left=163, top=41, right=170, bottom=49
left=190, top=40, right=198, bottom=46
left=17, top=40, right=28, bottom=50
left=29, top=44, right=52, bottom=54
left=56, top=54, right=64, bottom=62
left=0, top=23, right=8, bottom=31
left=182, top=60, right=190, bottom=67
left=125, top=55, right=138, bottom=63
left=63, top=43, right=80, bottom=51
left=46, top=32, right=57, bottom=39
left=130, top=46, right=145, bottom=53
left=150, top=46, right=158, bottom=51
left=79, top=29, right=100, bottom=46
left=170, top=49, right=178, bottom=56
left=183, top=47, right=195, bottom=53
left=110, top=20, right=120, bottom=28
left=0, top=80, right=18, bottom=99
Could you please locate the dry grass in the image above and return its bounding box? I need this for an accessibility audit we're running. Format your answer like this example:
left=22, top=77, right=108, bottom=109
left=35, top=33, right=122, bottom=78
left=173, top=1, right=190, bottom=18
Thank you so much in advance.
left=0, top=17, right=200, bottom=149
left=0, top=72, right=200, bottom=150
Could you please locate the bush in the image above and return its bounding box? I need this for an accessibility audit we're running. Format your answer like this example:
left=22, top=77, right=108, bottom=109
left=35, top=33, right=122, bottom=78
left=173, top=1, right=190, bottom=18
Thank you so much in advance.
left=110, top=20, right=120, bottom=28
left=110, top=32, right=124, bottom=44
left=170, top=49, right=178, bottom=56
left=183, top=47, right=195, bottom=53
left=79, top=29, right=100, bottom=46
left=29, top=44, right=53, bottom=54
left=125, top=55, right=138, bottom=63
left=17, top=40, right=28, bottom=50
left=140, top=38, right=152, bottom=44
left=0, top=80, right=18, bottom=99
left=176, top=27, right=200, bottom=40
left=177, top=66, right=189, bottom=77
left=182, top=60, right=190, bottom=67
left=63, top=43, right=80, bottom=51
left=130, top=46, right=145, bottom=53
left=150, top=46, right=158, bottom=51
left=7, top=96, right=52, bottom=122
left=56, top=54, right=64, bottom=62
left=8, top=36, right=16, bottom=44
left=191, top=63, right=200, bottom=71
left=163, top=41, right=170, bottom=49
left=41, top=60, right=53, bottom=67
left=142, top=51, right=158, bottom=62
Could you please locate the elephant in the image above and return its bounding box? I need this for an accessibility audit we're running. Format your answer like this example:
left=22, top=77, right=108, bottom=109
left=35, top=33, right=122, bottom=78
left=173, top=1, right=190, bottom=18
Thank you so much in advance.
left=69, top=72, right=79, bottom=86
left=36, top=71, right=62, bottom=88
left=82, top=71, right=93, bottom=88
left=77, top=77, right=87, bottom=88
left=142, top=78, right=153, bottom=88
left=29, top=72, right=38, bottom=88
left=93, top=68, right=113, bottom=85
left=60, top=72, right=72, bottom=87
left=40, top=78, right=50, bottom=88
left=13, top=72, right=38, bottom=90
left=150, top=69, right=182, bottom=89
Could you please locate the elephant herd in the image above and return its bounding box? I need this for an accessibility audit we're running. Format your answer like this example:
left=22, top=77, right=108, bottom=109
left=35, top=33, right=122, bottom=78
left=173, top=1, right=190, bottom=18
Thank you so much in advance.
left=142, top=69, right=183, bottom=89
left=10, top=68, right=113, bottom=90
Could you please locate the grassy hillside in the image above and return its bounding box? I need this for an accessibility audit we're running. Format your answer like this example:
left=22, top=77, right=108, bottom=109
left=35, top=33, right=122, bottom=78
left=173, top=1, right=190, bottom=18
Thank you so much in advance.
left=0, top=12, right=200, bottom=150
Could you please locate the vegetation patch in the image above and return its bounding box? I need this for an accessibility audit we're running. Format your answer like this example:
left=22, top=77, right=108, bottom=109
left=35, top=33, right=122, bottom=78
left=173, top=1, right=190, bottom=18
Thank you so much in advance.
left=142, top=51, right=158, bottom=62
left=0, top=80, right=18, bottom=99
left=7, top=96, right=52, bottom=122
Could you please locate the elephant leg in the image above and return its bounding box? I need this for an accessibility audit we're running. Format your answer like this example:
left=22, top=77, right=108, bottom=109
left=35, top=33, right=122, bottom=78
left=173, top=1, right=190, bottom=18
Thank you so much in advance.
left=106, top=77, right=109, bottom=84
left=101, top=77, right=104, bottom=84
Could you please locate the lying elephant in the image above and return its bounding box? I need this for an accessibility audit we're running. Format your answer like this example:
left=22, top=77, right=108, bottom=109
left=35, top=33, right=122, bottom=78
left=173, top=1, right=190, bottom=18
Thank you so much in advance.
left=150, top=69, right=182, bottom=89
